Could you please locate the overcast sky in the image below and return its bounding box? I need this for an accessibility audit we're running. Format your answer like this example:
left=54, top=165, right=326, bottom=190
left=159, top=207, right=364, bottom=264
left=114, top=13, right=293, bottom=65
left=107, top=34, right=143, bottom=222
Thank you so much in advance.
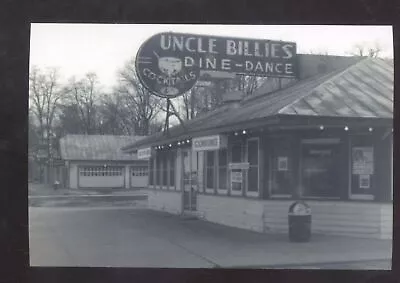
left=30, top=24, right=393, bottom=91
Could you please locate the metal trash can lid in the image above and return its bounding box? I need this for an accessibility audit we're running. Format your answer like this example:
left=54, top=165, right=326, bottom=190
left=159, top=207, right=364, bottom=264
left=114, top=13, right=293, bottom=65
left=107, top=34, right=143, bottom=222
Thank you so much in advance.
left=289, top=201, right=311, bottom=215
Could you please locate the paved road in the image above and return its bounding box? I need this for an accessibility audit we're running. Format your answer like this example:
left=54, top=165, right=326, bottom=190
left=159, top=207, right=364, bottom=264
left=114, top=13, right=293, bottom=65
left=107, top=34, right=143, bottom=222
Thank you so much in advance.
left=29, top=207, right=392, bottom=269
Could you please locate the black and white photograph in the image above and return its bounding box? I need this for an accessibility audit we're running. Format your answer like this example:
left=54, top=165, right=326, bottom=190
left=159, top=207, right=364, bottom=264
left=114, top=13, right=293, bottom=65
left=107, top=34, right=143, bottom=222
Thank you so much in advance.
left=28, top=24, right=393, bottom=269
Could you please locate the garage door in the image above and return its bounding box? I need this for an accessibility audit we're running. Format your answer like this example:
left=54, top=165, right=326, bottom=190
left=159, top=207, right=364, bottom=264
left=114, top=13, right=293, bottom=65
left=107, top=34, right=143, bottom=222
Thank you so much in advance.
left=130, top=166, right=148, bottom=188
left=79, top=166, right=125, bottom=188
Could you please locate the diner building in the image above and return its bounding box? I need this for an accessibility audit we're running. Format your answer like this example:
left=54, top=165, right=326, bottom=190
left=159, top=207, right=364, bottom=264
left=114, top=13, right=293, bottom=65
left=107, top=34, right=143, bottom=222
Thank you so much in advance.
left=122, top=55, right=394, bottom=239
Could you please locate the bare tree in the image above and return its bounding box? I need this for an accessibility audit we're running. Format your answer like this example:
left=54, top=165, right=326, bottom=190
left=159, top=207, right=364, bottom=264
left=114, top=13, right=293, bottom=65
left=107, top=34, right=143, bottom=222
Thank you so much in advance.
left=29, top=66, right=64, bottom=182
left=233, top=75, right=266, bottom=96
left=98, top=92, right=135, bottom=135
left=29, top=67, right=63, bottom=142
left=349, top=42, right=382, bottom=58
left=115, top=58, right=164, bottom=136
left=64, top=73, right=101, bottom=135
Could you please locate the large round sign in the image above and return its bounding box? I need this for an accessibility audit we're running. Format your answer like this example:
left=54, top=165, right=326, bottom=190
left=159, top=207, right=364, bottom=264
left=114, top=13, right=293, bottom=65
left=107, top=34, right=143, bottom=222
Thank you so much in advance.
left=135, top=32, right=200, bottom=98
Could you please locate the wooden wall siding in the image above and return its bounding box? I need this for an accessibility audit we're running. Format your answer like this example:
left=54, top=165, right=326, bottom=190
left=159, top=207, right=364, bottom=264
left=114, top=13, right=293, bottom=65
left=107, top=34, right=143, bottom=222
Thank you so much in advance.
left=147, top=190, right=182, bottom=215
left=307, top=201, right=391, bottom=238
left=262, top=201, right=393, bottom=238
left=262, top=201, right=292, bottom=232
left=197, top=195, right=264, bottom=233
left=196, top=196, right=393, bottom=239
left=380, top=205, right=393, bottom=239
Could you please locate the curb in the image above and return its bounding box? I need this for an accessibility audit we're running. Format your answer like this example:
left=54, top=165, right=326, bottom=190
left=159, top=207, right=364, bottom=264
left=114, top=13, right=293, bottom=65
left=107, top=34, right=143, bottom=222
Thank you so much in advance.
left=28, top=194, right=148, bottom=199
left=225, top=257, right=392, bottom=269
left=29, top=206, right=148, bottom=211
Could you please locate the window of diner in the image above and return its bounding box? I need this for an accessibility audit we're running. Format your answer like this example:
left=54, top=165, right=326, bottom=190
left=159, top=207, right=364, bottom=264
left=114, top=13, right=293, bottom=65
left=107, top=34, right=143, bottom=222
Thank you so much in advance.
left=231, top=141, right=244, bottom=195
left=218, top=149, right=228, bottom=193
left=350, top=135, right=375, bottom=200
left=197, top=151, right=205, bottom=192
left=205, top=151, right=215, bottom=191
left=246, top=138, right=259, bottom=196
left=156, top=154, right=161, bottom=187
left=270, top=138, right=293, bottom=196
left=169, top=150, right=176, bottom=188
left=191, top=150, right=199, bottom=190
left=162, top=152, right=168, bottom=187
left=149, top=157, right=154, bottom=185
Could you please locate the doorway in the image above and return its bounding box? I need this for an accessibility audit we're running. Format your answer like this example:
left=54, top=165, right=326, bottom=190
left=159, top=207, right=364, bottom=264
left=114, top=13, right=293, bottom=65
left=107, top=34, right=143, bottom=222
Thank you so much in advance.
left=300, top=142, right=341, bottom=198
left=182, top=149, right=198, bottom=211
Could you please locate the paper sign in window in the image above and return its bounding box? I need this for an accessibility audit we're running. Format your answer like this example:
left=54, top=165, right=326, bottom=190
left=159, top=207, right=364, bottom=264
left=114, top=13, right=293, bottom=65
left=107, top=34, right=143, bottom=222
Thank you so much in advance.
left=352, top=147, right=374, bottom=175
left=278, top=157, right=288, bottom=171
left=359, top=174, right=370, bottom=189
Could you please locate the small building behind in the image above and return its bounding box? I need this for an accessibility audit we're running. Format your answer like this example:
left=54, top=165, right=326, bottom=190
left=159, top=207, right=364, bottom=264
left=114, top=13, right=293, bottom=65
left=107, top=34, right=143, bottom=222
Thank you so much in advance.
left=60, top=134, right=148, bottom=189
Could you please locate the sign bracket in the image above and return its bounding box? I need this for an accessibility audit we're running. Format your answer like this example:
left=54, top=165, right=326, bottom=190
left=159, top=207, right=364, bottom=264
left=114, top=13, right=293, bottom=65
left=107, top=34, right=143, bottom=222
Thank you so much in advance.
left=163, top=99, right=187, bottom=135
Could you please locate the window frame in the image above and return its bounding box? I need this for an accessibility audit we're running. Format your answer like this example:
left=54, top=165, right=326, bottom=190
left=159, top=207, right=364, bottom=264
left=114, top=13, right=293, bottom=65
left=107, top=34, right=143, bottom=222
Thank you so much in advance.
left=161, top=152, right=169, bottom=188
left=230, top=141, right=244, bottom=196
left=217, top=148, right=228, bottom=195
left=204, top=150, right=216, bottom=194
left=245, top=137, right=260, bottom=197
left=348, top=135, right=375, bottom=201
left=299, top=139, right=342, bottom=200
left=269, top=137, right=293, bottom=198
left=169, top=150, right=176, bottom=190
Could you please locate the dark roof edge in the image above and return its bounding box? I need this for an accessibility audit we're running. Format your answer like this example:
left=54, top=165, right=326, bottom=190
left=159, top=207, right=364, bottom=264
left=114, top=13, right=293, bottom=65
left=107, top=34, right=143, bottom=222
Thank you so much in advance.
left=122, top=116, right=282, bottom=152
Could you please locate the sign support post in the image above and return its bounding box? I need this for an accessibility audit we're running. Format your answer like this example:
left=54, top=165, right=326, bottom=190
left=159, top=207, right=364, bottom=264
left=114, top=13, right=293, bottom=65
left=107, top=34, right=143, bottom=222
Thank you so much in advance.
left=164, top=98, right=171, bottom=135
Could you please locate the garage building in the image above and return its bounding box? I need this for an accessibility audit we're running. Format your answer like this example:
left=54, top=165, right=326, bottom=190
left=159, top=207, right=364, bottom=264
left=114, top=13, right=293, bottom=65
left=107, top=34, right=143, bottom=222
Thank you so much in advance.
left=60, top=135, right=148, bottom=189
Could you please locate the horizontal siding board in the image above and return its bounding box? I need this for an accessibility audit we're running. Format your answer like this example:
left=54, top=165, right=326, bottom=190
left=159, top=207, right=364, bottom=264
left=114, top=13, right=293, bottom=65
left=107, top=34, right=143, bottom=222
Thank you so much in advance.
left=313, top=226, right=379, bottom=234
left=312, top=220, right=379, bottom=229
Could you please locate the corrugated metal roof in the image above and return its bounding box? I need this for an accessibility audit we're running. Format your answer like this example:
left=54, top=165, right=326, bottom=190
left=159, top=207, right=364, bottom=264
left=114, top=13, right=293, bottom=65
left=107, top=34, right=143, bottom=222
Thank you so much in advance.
left=123, top=57, right=393, bottom=151
left=278, top=58, right=393, bottom=117
left=60, top=135, right=146, bottom=161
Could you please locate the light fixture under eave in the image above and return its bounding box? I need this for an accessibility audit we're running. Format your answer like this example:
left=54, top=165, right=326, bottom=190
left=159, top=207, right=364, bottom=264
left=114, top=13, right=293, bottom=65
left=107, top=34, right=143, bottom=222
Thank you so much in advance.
left=169, top=144, right=172, bottom=147
left=344, top=126, right=349, bottom=131
left=319, top=125, right=324, bottom=130
left=242, top=130, right=247, bottom=134
left=186, top=139, right=190, bottom=143
left=369, top=127, right=373, bottom=132
left=234, top=132, right=238, bottom=136
left=177, top=142, right=181, bottom=145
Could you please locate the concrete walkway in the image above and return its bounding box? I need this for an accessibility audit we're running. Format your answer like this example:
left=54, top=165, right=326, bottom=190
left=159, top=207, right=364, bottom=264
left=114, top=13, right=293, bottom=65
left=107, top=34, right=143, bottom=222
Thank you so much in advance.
left=29, top=207, right=392, bottom=269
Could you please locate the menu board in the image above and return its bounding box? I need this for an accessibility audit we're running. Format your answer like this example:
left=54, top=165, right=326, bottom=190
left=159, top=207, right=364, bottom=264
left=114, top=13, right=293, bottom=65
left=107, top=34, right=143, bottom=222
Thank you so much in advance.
left=352, top=147, right=374, bottom=175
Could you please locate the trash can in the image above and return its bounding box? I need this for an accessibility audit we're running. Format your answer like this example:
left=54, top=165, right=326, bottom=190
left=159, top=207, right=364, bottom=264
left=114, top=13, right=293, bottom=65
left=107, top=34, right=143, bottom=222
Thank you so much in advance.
left=288, top=201, right=311, bottom=242
left=53, top=181, right=60, bottom=190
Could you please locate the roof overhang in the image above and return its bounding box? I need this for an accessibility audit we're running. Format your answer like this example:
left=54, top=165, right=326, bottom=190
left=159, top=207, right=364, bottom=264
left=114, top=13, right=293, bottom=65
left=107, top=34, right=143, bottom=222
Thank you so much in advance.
left=122, top=114, right=393, bottom=153
left=122, top=116, right=281, bottom=152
